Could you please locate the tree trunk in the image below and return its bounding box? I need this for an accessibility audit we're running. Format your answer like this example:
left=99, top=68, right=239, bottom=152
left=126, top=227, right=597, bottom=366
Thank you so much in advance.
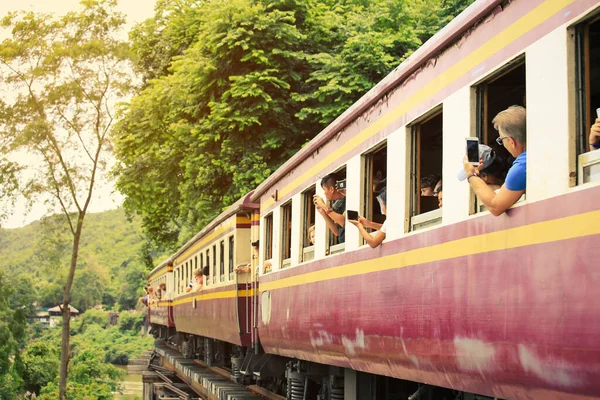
left=59, top=215, right=84, bottom=399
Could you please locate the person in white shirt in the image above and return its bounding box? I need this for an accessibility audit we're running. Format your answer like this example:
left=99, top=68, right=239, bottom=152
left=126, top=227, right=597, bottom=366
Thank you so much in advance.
left=348, top=188, right=387, bottom=248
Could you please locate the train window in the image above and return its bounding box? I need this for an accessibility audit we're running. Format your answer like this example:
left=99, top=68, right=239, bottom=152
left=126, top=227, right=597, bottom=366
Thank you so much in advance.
left=200, top=253, right=204, bottom=270
left=473, top=57, right=526, bottom=212
left=324, top=167, right=346, bottom=256
left=264, top=213, right=273, bottom=267
left=220, top=240, right=225, bottom=282
left=362, top=142, right=387, bottom=245
left=205, top=249, right=210, bottom=286
left=185, top=261, right=189, bottom=289
left=280, top=201, right=292, bottom=268
left=194, top=255, right=197, bottom=271
left=409, top=109, right=443, bottom=231
left=301, top=185, right=316, bottom=263
left=228, top=235, right=234, bottom=280
left=212, top=244, right=217, bottom=284
left=575, top=15, right=600, bottom=184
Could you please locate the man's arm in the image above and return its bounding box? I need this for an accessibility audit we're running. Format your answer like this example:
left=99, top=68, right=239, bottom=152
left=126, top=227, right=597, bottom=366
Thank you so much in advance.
left=328, top=209, right=345, bottom=227
left=317, top=207, right=340, bottom=236
left=468, top=176, right=524, bottom=216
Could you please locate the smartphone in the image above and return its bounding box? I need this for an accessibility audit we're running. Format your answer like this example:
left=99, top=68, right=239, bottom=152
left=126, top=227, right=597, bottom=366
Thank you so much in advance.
left=466, top=137, right=479, bottom=165
left=346, top=210, right=358, bottom=221
left=336, top=179, right=347, bottom=190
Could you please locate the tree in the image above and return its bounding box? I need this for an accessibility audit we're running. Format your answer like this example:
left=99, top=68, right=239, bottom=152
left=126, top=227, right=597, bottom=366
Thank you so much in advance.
left=0, top=273, right=28, bottom=398
left=114, top=0, right=475, bottom=251
left=0, top=1, right=134, bottom=396
left=114, top=0, right=314, bottom=249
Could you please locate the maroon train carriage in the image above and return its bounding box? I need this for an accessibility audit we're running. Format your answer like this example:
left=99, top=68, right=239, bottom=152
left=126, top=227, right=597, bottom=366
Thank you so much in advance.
left=147, top=259, right=175, bottom=337
left=249, top=0, right=600, bottom=399
left=170, top=192, right=259, bottom=352
left=145, top=1, right=600, bottom=399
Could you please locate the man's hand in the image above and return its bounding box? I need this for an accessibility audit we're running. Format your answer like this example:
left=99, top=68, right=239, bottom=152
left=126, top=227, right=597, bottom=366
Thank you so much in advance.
left=313, top=194, right=327, bottom=210
left=463, top=155, right=481, bottom=177
left=589, top=118, right=600, bottom=150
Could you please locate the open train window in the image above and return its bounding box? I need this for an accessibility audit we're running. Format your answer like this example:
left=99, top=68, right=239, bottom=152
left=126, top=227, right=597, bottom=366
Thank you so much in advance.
left=473, top=57, right=526, bottom=212
left=362, top=142, right=387, bottom=244
left=200, top=253, right=204, bottom=271
left=409, top=109, right=443, bottom=231
left=264, top=213, right=273, bottom=272
left=205, top=249, right=210, bottom=286
left=575, top=14, right=600, bottom=184
left=228, top=235, right=234, bottom=280
left=220, top=240, right=225, bottom=282
left=324, top=166, right=346, bottom=256
left=194, top=255, right=197, bottom=271
left=280, top=201, right=292, bottom=268
left=174, top=268, right=178, bottom=294
left=184, top=262, right=189, bottom=290
left=212, top=244, right=217, bottom=284
left=301, top=185, right=316, bottom=263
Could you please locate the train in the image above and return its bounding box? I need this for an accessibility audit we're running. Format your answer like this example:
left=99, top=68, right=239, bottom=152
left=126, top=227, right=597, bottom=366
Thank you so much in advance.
left=145, top=0, right=600, bottom=399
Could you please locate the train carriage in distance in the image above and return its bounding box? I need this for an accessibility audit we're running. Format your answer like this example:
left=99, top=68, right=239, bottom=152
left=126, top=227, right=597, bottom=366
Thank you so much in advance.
left=169, top=192, right=259, bottom=352
left=147, top=259, right=175, bottom=335
left=145, top=1, right=600, bottom=399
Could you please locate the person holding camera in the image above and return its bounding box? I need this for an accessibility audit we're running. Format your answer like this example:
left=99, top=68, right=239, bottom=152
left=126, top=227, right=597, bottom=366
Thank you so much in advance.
left=313, top=174, right=346, bottom=243
left=348, top=188, right=387, bottom=248
left=462, top=105, right=527, bottom=216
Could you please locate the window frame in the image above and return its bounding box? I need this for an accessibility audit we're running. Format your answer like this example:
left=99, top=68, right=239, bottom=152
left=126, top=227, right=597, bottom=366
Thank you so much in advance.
left=300, top=185, right=316, bottom=263
left=280, top=200, right=293, bottom=268
left=264, top=213, right=274, bottom=264
left=408, top=107, right=443, bottom=232
left=574, top=13, right=600, bottom=185
left=205, top=249, right=210, bottom=286
left=361, top=141, right=387, bottom=245
left=220, top=240, right=225, bottom=282
left=228, top=235, right=235, bottom=280
left=212, top=244, right=217, bottom=284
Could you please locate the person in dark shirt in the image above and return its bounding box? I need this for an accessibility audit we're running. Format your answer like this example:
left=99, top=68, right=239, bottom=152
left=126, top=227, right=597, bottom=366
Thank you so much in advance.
left=313, top=174, right=346, bottom=243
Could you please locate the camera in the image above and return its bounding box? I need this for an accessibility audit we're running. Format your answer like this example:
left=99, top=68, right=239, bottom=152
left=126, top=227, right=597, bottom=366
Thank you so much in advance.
left=336, top=179, right=347, bottom=190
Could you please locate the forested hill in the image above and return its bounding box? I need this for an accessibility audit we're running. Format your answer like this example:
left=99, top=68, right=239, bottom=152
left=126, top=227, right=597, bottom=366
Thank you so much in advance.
left=0, top=208, right=152, bottom=312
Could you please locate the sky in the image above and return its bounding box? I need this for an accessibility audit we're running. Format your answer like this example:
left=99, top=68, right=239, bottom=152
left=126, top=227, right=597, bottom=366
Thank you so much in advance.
left=0, top=0, right=157, bottom=229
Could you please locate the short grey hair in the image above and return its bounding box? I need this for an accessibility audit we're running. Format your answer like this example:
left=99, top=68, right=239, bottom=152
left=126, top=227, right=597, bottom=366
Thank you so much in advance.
left=492, top=105, right=526, bottom=145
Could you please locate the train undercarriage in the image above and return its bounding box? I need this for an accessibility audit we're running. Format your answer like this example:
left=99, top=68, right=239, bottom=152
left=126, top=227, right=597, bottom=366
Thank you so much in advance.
left=149, top=325, right=499, bottom=400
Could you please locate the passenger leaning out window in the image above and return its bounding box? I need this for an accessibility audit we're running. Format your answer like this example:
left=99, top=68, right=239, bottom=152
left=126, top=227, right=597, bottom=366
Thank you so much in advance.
left=348, top=187, right=387, bottom=248
left=462, top=106, right=526, bottom=216
left=313, top=174, right=346, bottom=243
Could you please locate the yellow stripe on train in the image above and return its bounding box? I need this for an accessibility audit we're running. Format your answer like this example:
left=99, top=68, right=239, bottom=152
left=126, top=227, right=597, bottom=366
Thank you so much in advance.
left=260, top=209, right=600, bottom=291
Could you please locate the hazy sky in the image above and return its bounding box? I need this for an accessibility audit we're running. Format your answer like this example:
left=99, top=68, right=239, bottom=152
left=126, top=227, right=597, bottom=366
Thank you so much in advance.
left=0, top=0, right=157, bottom=229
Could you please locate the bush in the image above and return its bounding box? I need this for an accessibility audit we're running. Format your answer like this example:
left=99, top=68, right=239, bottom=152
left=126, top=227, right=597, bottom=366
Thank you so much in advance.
left=118, top=311, right=144, bottom=333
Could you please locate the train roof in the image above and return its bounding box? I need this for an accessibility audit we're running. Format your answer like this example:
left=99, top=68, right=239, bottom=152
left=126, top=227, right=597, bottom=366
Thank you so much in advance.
left=148, top=257, right=172, bottom=281
left=171, top=191, right=258, bottom=262
left=251, top=0, right=502, bottom=201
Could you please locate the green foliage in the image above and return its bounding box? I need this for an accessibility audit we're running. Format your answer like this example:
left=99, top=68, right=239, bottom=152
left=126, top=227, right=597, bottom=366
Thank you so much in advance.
left=114, top=0, right=475, bottom=250
left=21, top=341, right=60, bottom=394
left=0, top=208, right=151, bottom=311
left=118, top=311, right=144, bottom=333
